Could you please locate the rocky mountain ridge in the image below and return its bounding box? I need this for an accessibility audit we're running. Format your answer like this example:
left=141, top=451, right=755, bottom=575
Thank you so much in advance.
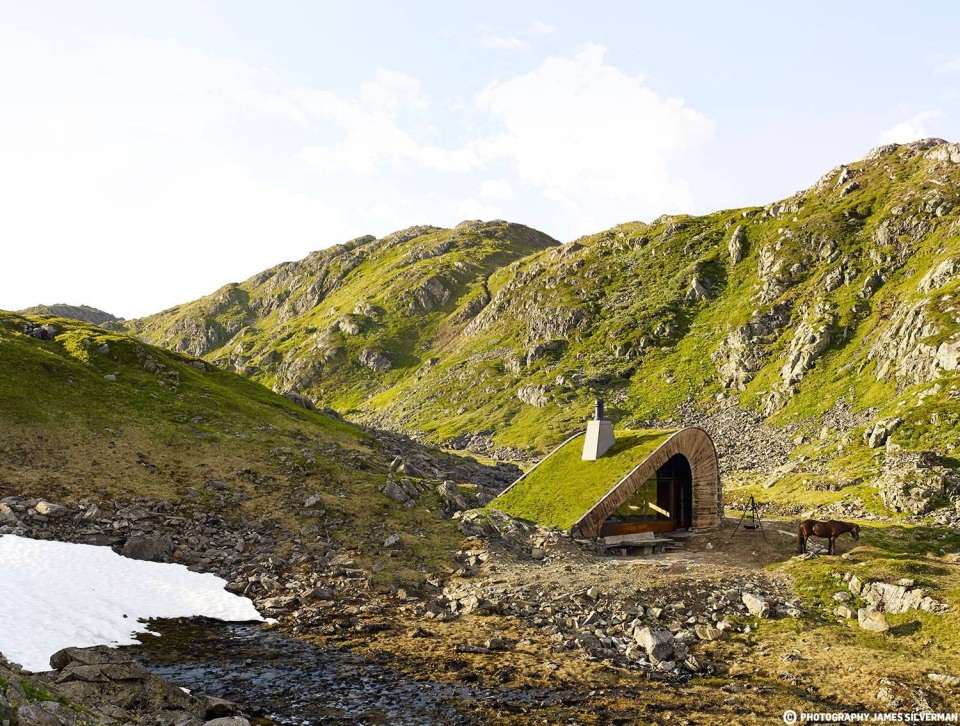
left=114, top=139, right=960, bottom=519
left=19, top=303, right=120, bottom=326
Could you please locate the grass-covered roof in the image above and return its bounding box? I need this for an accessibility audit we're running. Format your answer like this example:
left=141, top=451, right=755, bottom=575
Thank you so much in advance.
left=489, top=429, right=677, bottom=531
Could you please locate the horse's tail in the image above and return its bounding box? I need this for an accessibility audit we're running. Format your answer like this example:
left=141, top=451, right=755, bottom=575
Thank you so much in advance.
left=797, top=521, right=805, bottom=554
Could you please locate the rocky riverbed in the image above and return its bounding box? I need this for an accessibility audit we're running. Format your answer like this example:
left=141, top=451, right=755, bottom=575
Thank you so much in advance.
left=3, top=490, right=960, bottom=724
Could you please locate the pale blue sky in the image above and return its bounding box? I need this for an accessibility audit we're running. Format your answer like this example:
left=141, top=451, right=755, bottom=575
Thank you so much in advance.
left=2, top=1, right=959, bottom=317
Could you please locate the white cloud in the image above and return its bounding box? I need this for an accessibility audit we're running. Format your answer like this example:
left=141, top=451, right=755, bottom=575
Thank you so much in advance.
left=299, top=44, right=713, bottom=234
left=530, top=20, right=557, bottom=36
left=0, top=28, right=714, bottom=316
left=879, top=110, right=942, bottom=144
left=480, top=179, right=514, bottom=200
left=457, top=199, right=503, bottom=221
left=482, top=35, right=531, bottom=51
left=936, top=56, right=960, bottom=73
left=0, top=29, right=350, bottom=318
left=297, top=71, right=481, bottom=174
left=474, top=45, right=713, bottom=227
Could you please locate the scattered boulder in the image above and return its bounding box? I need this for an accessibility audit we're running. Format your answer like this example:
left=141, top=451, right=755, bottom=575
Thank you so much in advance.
left=121, top=535, right=174, bottom=562
left=381, top=480, right=412, bottom=504
left=23, top=323, right=57, bottom=340
left=516, top=384, right=550, bottom=408
left=857, top=607, right=889, bottom=632
left=336, top=316, right=363, bottom=335
left=694, top=625, right=723, bottom=641
left=358, top=349, right=392, bottom=373
left=437, top=481, right=471, bottom=513
left=282, top=390, right=317, bottom=411
left=863, top=417, right=902, bottom=449
left=686, top=275, right=711, bottom=302
left=634, top=627, right=675, bottom=661
left=34, top=501, right=66, bottom=517
left=741, top=592, right=770, bottom=618
left=0, top=502, right=18, bottom=524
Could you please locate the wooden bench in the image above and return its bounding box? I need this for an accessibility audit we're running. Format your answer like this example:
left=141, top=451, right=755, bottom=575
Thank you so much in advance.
left=603, top=533, right=674, bottom=555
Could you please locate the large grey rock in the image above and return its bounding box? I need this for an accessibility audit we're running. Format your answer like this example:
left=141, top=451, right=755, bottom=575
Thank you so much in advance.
left=282, top=390, right=317, bottom=411
left=121, top=535, right=173, bottom=562
left=694, top=624, right=723, bottom=641
left=0, top=502, right=18, bottom=524
left=864, top=417, right=902, bottom=448
left=516, top=384, right=550, bottom=408
left=381, top=480, right=411, bottom=504
left=34, top=501, right=66, bottom=517
left=873, top=450, right=959, bottom=515
left=634, top=626, right=674, bottom=661
left=410, top=276, right=451, bottom=313
left=204, top=718, right=252, bottom=726
left=728, top=225, right=747, bottom=264
left=16, top=704, right=62, bottom=726
left=857, top=608, right=889, bottom=632
left=24, top=323, right=58, bottom=340
left=741, top=592, right=770, bottom=618
left=686, top=275, right=711, bottom=302
left=336, top=316, right=362, bottom=335
left=358, top=348, right=391, bottom=373
left=437, top=481, right=471, bottom=512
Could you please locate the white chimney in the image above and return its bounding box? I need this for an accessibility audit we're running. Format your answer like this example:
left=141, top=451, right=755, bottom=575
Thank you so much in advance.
left=582, top=398, right=615, bottom=460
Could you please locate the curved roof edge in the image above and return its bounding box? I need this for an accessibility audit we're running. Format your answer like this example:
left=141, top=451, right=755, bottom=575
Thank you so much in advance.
left=487, top=428, right=678, bottom=531
left=573, top=426, right=720, bottom=537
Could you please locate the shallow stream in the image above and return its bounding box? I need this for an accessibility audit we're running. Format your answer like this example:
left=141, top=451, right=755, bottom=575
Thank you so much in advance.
left=130, top=618, right=561, bottom=725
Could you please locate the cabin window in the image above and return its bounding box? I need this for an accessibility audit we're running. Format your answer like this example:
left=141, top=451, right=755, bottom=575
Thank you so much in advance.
left=607, top=476, right=671, bottom=523
left=602, top=454, right=692, bottom=530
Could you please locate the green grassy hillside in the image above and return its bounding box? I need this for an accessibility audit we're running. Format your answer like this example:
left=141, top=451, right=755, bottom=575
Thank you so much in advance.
left=122, top=220, right=558, bottom=413
left=0, top=312, right=466, bottom=582
left=121, top=140, right=960, bottom=518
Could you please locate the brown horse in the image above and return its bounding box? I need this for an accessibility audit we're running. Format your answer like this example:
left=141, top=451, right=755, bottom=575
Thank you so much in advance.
left=797, top=519, right=860, bottom=555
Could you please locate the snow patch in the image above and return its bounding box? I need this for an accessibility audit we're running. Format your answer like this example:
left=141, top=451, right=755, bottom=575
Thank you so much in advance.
left=0, top=534, right=262, bottom=672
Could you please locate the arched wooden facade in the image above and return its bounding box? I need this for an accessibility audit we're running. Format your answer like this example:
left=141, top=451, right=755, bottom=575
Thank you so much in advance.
left=574, top=427, right=720, bottom=538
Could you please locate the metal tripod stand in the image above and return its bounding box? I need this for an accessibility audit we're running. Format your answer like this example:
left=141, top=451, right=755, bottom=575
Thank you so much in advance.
left=730, top=494, right=766, bottom=541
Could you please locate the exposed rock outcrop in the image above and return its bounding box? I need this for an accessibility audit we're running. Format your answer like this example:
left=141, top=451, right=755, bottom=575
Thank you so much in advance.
left=873, top=450, right=960, bottom=515
left=713, top=305, right=790, bottom=389
left=780, top=304, right=835, bottom=388
left=0, top=646, right=248, bottom=725
left=728, top=225, right=747, bottom=265
left=358, top=348, right=392, bottom=373
left=517, top=384, right=550, bottom=408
